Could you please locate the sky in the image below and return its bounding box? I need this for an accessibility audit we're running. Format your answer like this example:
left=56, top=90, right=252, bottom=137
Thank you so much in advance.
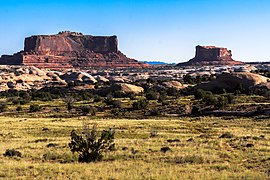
left=0, top=0, right=270, bottom=63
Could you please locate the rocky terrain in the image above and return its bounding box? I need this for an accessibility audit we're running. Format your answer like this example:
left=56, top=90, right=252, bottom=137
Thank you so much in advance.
left=177, top=45, right=243, bottom=66
left=0, top=63, right=268, bottom=92
left=0, top=31, right=149, bottom=68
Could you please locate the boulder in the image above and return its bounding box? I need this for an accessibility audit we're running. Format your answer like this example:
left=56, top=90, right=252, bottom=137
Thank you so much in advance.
left=94, top=75, right=110, bottom=83
left=162, top=80, right=188, bottom=90
left=196, top=72, right=269, bottom=91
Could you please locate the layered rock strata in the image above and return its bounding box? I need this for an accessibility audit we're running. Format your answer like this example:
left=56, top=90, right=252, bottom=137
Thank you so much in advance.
left=0, top=31, right=149, bottom=68
left=178, top=45, right=243, bottom=66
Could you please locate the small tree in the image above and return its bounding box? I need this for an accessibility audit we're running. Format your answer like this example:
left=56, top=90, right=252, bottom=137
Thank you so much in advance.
left=63, top=96, right=76, bottom=111
left=69, top=123, right=115, bottom=163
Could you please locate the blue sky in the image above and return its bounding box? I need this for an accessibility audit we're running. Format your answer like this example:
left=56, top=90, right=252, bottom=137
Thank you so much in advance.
left=0, top=0, right=269, bottom=63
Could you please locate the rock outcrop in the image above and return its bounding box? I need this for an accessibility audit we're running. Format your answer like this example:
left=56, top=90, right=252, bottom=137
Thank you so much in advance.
left=177, top=45, right=243, bottom=66
left=0, top=31, right=149, bottom=69
left=195, top=72, right=269, bottom=92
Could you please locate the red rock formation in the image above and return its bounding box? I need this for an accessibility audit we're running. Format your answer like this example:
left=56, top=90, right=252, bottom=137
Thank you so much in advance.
left=0, top=31, right=149, bottom=68
left=177, top=45, right=243, bottom=66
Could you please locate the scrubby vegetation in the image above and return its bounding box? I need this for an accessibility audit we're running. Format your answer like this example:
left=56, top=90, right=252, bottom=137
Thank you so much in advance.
left=0, top=76, right=269, bottom=179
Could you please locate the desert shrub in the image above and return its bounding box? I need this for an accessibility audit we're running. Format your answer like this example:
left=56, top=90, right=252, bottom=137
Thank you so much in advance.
left=93, top=95, right=102, bottom=102
left=112, top=91, right=126, bottom=98
left=161, top=100, right=170, bottom=106
left=191, top=106, right=202, bottom=116
left=3, top=149, right=22, bottom=157
left=214, top=96, right=228, bottom=109
left=69, top=124, right=115, bottom=163
left=19, top=97, right=30, bottom=105
left=63, top=96, right=76, bottom=111
left=32, top=92, right=52, bottom=101
left=111, top=109, right=120, bottom=116
left=132, top=99, right=148, bottom=110
left=19, top=91, right=31, bottom=103
left=29, top=104, right=42, bottom=112
left=183, top=74, right=195, bottom=84
left=7, top=97, right=20, bottom=105
left=128, top=93, right=136, bottom=100
left=78, top=106, right=96, bottom=116
left=166, top=88, right=179, bottom=97
left=158, top=92, right=167, bottom=102
left=149, top=108, right=161, bottom=116
left=16, top=106, right=22, bottom=111
left=104, top=96, right=122, bottom=108
left=202, top=92, right=218, bottom=106
left=81, top=91, right=92, bottom=101
left=146, top=90, right=159, bottom=100
left=111, top=100, right=122, bottom=108
left=0, top=102, right=7, bottom=112
left=194, top=89, right=207, bottom=99
left=226, top=94, right=235, bottom=104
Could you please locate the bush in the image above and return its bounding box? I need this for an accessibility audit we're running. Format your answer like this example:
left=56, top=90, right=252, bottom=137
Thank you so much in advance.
left=104, top=96, right=122, bottom=108
left=29, top=104, right=42, bottom=112
left=93, top=95, right=102, bottom=102
left=111, top=100, right=122, bottom=108
left=32, top=92, right=52, bottom=101
left=146, top=91, right=159, bottom=100
left=69, top=124, right=115, bottom=163
left=194, top=89, right=206, bottom=99
left=202, top=92, right=218, bottom=106
left=3, top=149, right=22, bottom=157
left=132, top=99, right=148, bottom=110
left=111, top=109, right=120, bottom=116
left=78, top=106, right=96, bottom=116
left=7, top=97, right=20, bottom=105
left=16, top=106, right=22, bottom=111
left=0, top=102, right=7, bottom=112
left=149, top=108, right=161, bottom=116
left=128, top=93, right=136, bottom=100
left=63, top=97, right=76, bottom=111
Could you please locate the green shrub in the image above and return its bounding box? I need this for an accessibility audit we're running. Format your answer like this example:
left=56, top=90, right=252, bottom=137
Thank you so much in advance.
left=0, top=102, right=7, bottom=112
left=16, top=106, right=22, bottom=111
left=93, top=95, right=102, bottom=102
left=146, top=90, right=159, bottom=100
left=69, top=124, right=115, bottom=163
left=29, top=104, right=42, bottom=112
left=78, top=106, right=96, bottom=116
left=132, top=99, right=148, bottom=110
left=104, top=96, right=122, bottom=108
left=194, top=89, right=206, bottom=99
left=63, top=97, right=76, bottom=111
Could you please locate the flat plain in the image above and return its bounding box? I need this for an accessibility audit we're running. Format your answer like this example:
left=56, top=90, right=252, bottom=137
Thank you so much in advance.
left=0, top=114, right=269, bottom=179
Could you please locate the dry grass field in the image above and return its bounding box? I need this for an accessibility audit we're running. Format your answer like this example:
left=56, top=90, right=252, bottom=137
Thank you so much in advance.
left=0, top=115, right=269, bottom=179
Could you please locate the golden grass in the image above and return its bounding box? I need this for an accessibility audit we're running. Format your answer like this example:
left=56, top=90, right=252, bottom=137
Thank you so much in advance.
left=0, top=116, right=269, bottom=179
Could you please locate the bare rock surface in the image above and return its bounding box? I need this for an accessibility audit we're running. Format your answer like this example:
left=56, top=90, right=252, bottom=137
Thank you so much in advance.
left=196, top=72, right=269, bottom=91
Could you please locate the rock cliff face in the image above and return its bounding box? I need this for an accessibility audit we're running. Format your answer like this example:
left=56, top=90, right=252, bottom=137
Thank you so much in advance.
left=177, top=45, right=243, bottom=66
left=0, top=31, right=149, bottom=68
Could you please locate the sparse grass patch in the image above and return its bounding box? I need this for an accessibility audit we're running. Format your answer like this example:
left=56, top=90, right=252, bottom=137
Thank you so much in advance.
left=0, top=116, right=269, bottom=179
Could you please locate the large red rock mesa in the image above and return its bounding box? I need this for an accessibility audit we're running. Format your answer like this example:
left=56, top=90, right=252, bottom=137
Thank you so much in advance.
left=0, top=31, right=149, bottom=68
left=177, top=45, right=243, bottom=66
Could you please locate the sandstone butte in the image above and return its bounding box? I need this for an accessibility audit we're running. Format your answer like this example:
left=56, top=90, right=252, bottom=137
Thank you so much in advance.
left=0, top=31, right=150, bottom=69
left=177, top=45, right=244, bottom=66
